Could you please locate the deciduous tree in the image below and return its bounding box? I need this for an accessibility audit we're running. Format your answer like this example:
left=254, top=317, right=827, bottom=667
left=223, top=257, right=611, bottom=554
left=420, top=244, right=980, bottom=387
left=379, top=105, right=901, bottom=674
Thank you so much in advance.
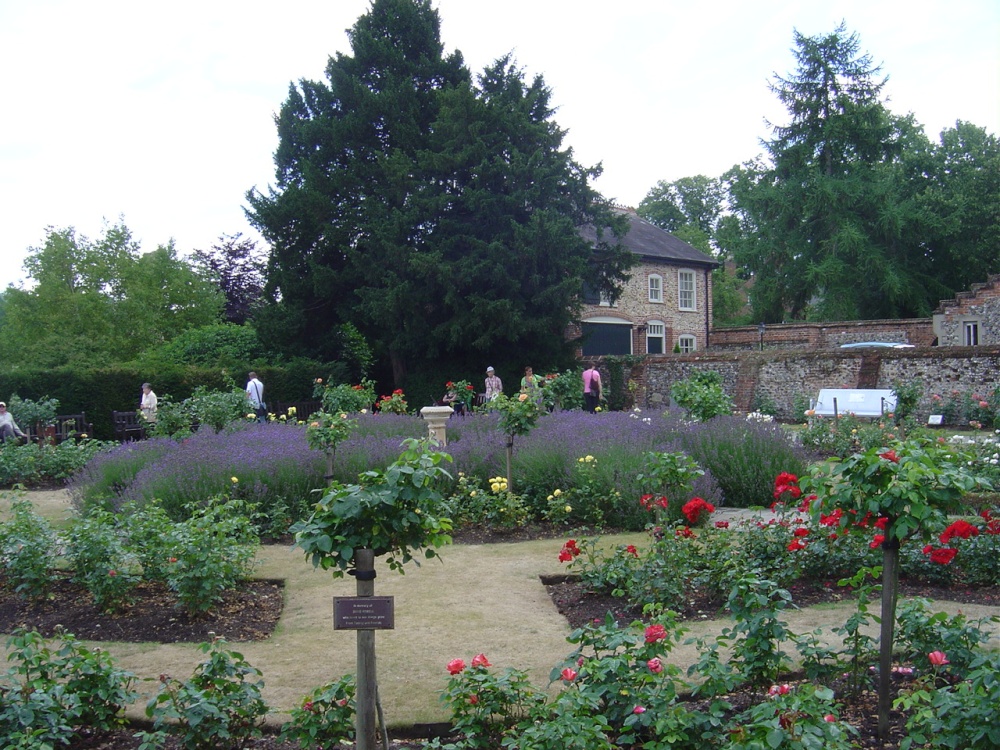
left=0, top=223, right=222, bottom=369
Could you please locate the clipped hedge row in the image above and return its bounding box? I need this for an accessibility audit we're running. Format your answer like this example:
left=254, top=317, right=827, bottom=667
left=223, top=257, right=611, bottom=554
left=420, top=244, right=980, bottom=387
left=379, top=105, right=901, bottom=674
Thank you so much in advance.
left=0, top=360, right=340, bottom=440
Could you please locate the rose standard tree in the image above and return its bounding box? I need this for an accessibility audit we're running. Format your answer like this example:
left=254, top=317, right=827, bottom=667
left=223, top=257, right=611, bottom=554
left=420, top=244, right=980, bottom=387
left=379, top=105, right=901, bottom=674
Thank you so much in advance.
left=291, top=438, right=453, bottom=750
left=803, top=437, right=987, bottom=742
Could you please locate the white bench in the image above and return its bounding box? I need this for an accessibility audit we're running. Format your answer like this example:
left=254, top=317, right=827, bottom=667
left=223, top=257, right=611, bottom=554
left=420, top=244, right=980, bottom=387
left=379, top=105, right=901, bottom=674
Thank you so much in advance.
left=812, top=389, right=896, bottom=418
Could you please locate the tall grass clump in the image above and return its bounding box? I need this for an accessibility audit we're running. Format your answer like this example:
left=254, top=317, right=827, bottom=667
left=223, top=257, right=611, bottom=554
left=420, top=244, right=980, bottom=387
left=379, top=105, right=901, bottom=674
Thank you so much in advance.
left=672, top=416, right=809, bottom=508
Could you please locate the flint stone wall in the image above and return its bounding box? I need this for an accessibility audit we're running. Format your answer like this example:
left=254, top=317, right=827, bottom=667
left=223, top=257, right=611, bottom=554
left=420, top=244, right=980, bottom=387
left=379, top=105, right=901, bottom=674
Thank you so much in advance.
left=641, top=346, right=1000, bottom=422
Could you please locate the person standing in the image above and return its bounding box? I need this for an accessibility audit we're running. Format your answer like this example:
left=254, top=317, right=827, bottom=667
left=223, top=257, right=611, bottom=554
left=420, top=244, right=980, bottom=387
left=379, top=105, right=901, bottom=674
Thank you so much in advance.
left=246, top=372, right=266, bottom=422
left=140, top=383, right=158, bottom=424
left=583, top=365, right=602, bottom=413
left=0, top=401, right=26, bottom=443
left=520, top=366, right=541, bottom=401
left=484, top=366, right=503, bottom=401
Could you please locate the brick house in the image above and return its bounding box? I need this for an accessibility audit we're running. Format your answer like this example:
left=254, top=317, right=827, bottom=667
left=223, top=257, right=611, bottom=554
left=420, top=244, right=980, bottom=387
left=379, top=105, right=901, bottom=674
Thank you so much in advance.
left=572, top=208, right=718, bottom=356
left=933, top=274, right=1000, bottom=346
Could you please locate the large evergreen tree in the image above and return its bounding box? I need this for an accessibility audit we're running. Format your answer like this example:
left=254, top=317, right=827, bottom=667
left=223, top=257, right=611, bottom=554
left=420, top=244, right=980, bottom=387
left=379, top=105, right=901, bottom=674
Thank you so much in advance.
left=247, top=0, right=630, bottom=384
left=725, top=24, right=934, bottom=322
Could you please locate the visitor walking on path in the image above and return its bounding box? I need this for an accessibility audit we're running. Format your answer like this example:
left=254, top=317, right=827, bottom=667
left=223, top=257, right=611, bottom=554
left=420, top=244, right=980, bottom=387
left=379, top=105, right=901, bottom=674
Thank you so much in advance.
left=583, top=365, right=602, bottom=413
left=246, top=372, right=266, bottom=422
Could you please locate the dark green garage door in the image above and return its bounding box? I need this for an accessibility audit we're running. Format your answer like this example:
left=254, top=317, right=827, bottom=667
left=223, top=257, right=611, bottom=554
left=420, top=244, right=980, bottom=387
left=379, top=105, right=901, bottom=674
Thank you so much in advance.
left=581, top=322, right=632, bottom=356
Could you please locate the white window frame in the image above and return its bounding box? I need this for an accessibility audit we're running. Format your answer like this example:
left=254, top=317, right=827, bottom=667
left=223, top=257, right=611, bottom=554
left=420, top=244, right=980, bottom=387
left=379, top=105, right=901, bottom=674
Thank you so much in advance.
left=648, top=274, right=663, bottom=303
left=598, top=290, right=617, bottom=308
left=646, top=321, right=665, bottom=354
left=678, top=270, right=696, bottom=311
left=678, top=334, right=696, bottom=353
left=964, top=320, right=980, bottom=346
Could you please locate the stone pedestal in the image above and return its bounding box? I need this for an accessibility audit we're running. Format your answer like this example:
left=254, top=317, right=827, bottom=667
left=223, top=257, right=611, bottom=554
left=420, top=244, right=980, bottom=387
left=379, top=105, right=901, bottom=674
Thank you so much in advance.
left=419, top=406, right=454, bottom=445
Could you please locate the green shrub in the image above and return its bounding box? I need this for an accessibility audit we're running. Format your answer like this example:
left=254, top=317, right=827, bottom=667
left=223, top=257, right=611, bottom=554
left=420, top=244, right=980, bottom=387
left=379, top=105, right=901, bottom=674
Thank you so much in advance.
left=279, top=675, right=356, bottom=749
left=162, top=499, right=259, bottom=615
left=0, top=496, right=59, bottom=599
left=143, top=637, right=267, bottom=750
left=65, top=510, right=140, bottom=612
left=897, top=651, right=1000, bottom=750
left=670, top=371, right=734, bottom=422
left=0, top=628, right=137, bottom=745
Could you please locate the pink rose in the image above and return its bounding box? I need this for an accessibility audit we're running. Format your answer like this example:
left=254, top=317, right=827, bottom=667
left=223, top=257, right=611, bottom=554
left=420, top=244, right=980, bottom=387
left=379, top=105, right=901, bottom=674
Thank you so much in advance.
left=560, top=667, right=578, bottom=682
left=471, top=653, right=492, bottom=668
left=633, top=705, right=646, bottom=714
left=647, top=658, right=663, bottom=674
left=447, top=659, right=466, bottom=675
left=928, top=651, right=949, bottom=666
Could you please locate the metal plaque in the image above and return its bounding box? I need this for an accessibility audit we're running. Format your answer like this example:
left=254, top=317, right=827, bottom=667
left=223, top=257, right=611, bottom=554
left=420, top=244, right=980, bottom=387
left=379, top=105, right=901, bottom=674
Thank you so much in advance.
left=333, top=596, right=395, bottom=630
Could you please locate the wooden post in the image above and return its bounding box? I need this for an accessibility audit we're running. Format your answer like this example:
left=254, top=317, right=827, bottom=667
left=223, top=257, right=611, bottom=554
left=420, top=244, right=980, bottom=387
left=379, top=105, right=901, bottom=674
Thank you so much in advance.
left=505, top=435, right=514, bottom=494
left=354, top=548, right=378, bottom=750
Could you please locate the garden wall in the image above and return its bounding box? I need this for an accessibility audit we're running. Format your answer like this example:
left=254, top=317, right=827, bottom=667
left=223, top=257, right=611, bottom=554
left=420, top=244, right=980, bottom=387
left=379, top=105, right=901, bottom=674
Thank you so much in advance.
left=640, top=345, right=1000, bottom=422
left=709, top=318, right=935, bottom=351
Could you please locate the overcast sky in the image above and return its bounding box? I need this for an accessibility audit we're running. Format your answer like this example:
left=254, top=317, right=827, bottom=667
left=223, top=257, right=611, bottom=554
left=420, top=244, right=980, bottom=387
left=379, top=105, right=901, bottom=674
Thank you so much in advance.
left=1, top=0, right=997, bottom=289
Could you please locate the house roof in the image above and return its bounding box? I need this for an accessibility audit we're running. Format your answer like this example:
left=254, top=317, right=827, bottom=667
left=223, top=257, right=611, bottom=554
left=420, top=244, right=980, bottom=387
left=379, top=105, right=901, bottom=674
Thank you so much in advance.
left=582, top=208, right=720, bottom=269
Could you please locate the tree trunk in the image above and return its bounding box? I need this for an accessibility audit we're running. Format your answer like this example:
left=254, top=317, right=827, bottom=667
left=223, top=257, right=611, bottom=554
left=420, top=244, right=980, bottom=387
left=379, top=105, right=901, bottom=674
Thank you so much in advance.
left=389, top=349, right=407, bottom=390
left=877, top=536, right=901, bottom=742
left=505, top=436, right=514, bottom=494
left=354, top=549, right=379, bottom=750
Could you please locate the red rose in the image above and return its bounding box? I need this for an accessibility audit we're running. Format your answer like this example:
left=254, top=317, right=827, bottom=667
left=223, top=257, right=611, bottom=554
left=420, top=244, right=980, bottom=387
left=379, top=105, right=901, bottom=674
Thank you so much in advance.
left=940, top=519, right=979, bottom=544
left=560, top=667, right=578, bottom=682
left=644, top=624, right=667, bottom=643
left=878, top=449, right=899, bottom=463
left=447, top=659, right=466, bottom=675
left=471, top=653, right=492, bottom=668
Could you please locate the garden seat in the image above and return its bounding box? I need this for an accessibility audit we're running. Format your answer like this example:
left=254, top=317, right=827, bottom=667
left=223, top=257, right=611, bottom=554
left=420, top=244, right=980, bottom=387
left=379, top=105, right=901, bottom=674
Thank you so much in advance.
left=53, top=413, right=93, bottom=442
left=112, top=410, right=146, bottom=442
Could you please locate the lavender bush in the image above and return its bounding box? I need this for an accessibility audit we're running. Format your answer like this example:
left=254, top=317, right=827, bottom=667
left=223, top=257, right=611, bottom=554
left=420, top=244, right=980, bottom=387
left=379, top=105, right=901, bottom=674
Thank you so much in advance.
left=671, top=416, right=809, bottom=508
left=69, top=409, right=807, bottom=531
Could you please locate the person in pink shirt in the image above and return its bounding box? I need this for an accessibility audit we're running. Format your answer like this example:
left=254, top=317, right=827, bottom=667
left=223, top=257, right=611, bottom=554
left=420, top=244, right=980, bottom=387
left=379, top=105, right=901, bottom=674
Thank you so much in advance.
left=583, top=365, right=602, bottom=413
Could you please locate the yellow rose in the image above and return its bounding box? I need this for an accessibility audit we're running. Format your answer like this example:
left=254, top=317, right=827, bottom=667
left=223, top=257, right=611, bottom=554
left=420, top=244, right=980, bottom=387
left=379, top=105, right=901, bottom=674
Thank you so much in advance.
left=247, top=413, right=256, bottom=419
left=564, top=505, right=572, bottom=513
left=470, top=491, right=477, bottom=497
left=491, top=482, right=501, bottom=492
left=553, top=489, right=562, bottom=497
left=547, top=494, right=554, bottom=501
left=585, top=455, right=594, bottom=462
left=518, top=393, right=528, bottom=402
left=231, top=476, right=239, bottom=484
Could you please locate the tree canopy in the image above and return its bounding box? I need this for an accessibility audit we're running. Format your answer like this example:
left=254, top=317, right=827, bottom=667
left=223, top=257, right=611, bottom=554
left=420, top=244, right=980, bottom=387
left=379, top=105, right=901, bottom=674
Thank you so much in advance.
left=247, top=0, right=631, bottom=384
left=724, top=23, right=934, bottom=322
left=190, top=233, right=267, bottom=325
left=0, top=222, right=223, bottom=369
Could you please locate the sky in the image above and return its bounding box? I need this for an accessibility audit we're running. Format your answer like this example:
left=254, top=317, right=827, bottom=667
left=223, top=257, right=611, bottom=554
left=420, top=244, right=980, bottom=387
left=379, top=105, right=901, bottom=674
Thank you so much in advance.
left=1, top=0, right=997, bottom=290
